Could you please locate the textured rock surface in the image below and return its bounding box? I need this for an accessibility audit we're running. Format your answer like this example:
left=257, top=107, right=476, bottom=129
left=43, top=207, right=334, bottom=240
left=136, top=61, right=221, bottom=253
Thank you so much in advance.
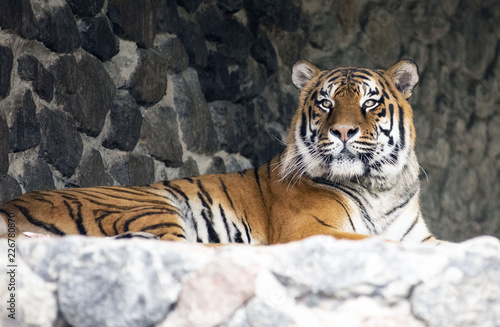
left=172, top=69, right=219, bottom=155
left=31, top=0, right=81, bottom=53
left=0, top=0, right=498, bottom=242
left=17, top=54, right=54, bottom=102
left=1, top=235, right=499, bottom=327
left=51, top=52, right=116, bottom=136
left=137, top=105, right=183, bottom=167
left=0, top=45, right=13, bottom=99
left=7, top=89, right=40, bottom=152
left=107, top=0, right=156, bottom=48
left=38, top=107, right=83, bottom=178
left=102, top=90, right=143, bottom=152
left=129, top=49, right=168, bottom=104
left=78, top=14, right=120, bottom=62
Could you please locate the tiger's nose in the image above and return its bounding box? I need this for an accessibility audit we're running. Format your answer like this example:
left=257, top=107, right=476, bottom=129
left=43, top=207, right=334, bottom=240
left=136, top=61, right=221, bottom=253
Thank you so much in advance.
left=330, top=125, right=359, bottom=142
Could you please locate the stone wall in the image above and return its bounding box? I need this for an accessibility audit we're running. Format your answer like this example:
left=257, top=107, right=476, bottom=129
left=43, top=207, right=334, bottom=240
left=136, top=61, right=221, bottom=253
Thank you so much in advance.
left=2, top=236, right=500, bottom=327
left=0, top=0, right=499, bottom=241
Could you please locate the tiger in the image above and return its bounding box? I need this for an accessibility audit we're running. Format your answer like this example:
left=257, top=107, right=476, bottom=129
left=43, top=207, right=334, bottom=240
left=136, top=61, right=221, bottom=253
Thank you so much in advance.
left=0, top=59, right=440, bottom=244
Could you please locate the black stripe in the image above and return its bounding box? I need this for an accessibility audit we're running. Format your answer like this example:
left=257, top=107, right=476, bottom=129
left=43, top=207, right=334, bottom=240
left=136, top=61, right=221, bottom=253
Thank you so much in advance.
left=242, top=213, right=252, bottom=243
left=219, top=178, right=235, bottom=211
left=114, top=233, right=158, bottom=240
left=253, top=168, right=266, bottom=204
left=355, top=141, right=376, bottom=147
left=161, top=187, right=180, bottom=201
left=63, top=200, right=87, bottom=235
left=197, top=180, right=213, bottom=205
left=113, top=217, right=120, bottom=235
left=172, top=233, right=186, bottom=239
left=94, top=210, right=121, bottom=236
left=71, top=189, right=168, bottom=206
left=312, top=215, right=335, bottom=229
left=398, top=105, right=406, bottom=149
left=388, top=104, right=394, bottom=131
left=201, top=210, right=220, bottom=243
left=253, top=168, right=262, bottom=191
left=30, top=195, right=56, bottom=205
left=421, top=235, right=434, bottom=242
left=98, top=186, right=173, bottom=200
left=401, top=214, right=419, bottom=241
left=266, top=160, right=271, bottom=179
left=232, top=222, right=244, bottom=243
left=219, top=204, right=232, bottom=242
left=198, top=193, right=220, bottom=243
left=300, top=112, right=308, bottom=140
left=164, top=182, right=189, bottom=201
left=330, top=197, right=356, bottom=232
left=384, top=189, right=418, bottom=217
left=312, top=178, right=376, bottom=233
left=140, top=222, right=185, bottom=233
left=12, top=205, right=65, bottom=236
left=122, top=209, right=180, bottom=232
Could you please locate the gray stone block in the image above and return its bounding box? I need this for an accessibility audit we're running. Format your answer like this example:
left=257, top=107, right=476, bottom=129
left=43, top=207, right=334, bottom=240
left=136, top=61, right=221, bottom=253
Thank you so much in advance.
left=8, top=89, right=41, bottom=152
left=0, top=45, right=13, bottom=99
left=251, top=31, right=278, bottom=76
left=0, top=0, right=37, bottom=39
left=178, top=157, right=200, bottom=178
left=197, top=51, right=231, bottom=102
left=178, top=18, right=208, bottom=68
left=157, top=0, right=182, bottom=35
left=73, top=148, right=114, bottom=187
left=155, top=36, right=189, bottom=74
left=208, top=101, right=239, bottom=153
left=138, top=105, right=183, bottom=167
left=0, top=174, right=21, bottom=204
left=17, top=54, right=55, bottom=102
left=205, top=156, right=226, bottom=175
left=172, top=69, right=218, bottom=155
left=66, top=0, right=105, bottom=17
left=176, top=0, right=203, bottom=13
left=102, top=90, right=143, bottom=152
left=129, top=49, right=168, bottom=104
left=0, top=117, right=9, bottom=177
left=79, top=14, right=120, bottom=62
left=109, top=153, right=155, bottom=186
left=32, top=0, right=81, bottom=53
left=51, top=52, right=116, bottom=136
left=217, top=0, right=245, bottom=13
left=9, top=148, right=55, bottom=192
left=107, top=0, right=157, bottom=48
left=38, top=107, right=83, bottom=178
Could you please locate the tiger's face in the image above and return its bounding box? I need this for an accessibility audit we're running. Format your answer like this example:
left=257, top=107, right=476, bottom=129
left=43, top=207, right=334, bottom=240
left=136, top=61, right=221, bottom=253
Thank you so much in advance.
left=282, top=60, right=420, bottom=189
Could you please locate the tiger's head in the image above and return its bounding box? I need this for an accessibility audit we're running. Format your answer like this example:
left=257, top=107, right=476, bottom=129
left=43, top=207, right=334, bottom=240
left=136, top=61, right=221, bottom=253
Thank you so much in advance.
left=281, top=60, right=420, bottom=189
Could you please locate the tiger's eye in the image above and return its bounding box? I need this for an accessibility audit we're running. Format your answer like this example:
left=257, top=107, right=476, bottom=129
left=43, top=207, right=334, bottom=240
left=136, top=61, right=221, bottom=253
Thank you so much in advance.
left=363, top=99, right=378, bottom=108
left=321, top=99, right=332, bottom=108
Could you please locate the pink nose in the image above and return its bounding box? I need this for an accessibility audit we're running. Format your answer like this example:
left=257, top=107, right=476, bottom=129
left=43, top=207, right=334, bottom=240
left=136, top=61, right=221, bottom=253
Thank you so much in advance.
left=330, top=125, right=359, bottom=142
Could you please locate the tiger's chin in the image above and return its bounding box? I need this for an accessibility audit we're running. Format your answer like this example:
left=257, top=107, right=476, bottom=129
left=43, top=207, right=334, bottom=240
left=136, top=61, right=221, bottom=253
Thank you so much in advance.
left=312, top=156, right=400, bottom=190
left=307, top=157, right=366, bottom=183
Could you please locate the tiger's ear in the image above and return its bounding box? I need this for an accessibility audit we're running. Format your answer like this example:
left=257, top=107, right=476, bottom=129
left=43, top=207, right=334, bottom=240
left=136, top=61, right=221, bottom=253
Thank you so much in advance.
left=386, top=60, right=419, bottom=99
left=292, top=60, right=320, bottom=89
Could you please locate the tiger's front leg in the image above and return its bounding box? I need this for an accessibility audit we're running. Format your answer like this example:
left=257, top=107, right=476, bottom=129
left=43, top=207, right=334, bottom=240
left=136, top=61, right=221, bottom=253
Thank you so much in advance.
left=270, top=214, right=370, bottom=244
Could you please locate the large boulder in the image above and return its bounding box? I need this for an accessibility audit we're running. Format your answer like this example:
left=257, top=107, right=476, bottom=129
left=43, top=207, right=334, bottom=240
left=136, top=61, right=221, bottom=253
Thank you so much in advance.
left=4, top=235, right=500, bottom=327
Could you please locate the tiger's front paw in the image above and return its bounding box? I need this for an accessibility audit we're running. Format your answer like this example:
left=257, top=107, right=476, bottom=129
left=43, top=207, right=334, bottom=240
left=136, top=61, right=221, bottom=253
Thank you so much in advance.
left=112, top=232, right=160, bottom=240
left=22, top=232, right=51, bottom=239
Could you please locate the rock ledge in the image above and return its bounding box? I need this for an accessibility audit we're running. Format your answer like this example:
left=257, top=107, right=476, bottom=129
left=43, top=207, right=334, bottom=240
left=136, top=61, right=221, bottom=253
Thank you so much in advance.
left=2, top=235, right=499, bottom=327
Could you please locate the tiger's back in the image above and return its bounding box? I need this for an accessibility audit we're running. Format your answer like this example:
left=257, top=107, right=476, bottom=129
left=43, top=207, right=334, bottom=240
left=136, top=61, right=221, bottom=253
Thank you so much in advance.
left=0, top=60, right=439, bottom=244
